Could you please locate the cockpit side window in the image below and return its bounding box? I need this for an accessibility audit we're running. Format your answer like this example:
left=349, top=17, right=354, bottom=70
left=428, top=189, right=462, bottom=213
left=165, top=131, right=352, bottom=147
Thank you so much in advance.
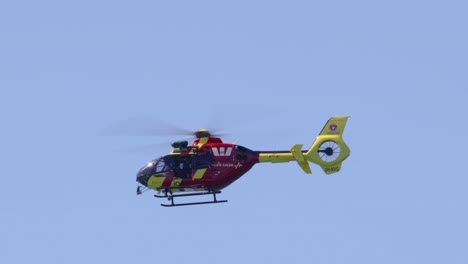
left=155, top=160, right=166, bottom=173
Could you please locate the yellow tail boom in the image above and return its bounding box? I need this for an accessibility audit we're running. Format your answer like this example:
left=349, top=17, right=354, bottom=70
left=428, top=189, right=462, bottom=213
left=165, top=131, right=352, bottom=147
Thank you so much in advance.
left=258, top=116, right=351, bottom=175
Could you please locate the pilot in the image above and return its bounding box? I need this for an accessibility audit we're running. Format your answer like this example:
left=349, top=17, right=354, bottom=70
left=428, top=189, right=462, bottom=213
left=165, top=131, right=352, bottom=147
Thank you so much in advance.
left=174, top=159, right=183, bottom=178
left=174, top=156, right=190, bottom=178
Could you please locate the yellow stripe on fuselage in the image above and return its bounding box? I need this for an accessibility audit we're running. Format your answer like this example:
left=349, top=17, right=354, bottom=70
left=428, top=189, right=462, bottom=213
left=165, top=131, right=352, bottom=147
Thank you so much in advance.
left=170, top=178, right=182, bottom=192
left=147, top=176, right=165, bottom=189
left=192, top=168, right=207, bottom=180
left=197, top=137, right=209, bottom=147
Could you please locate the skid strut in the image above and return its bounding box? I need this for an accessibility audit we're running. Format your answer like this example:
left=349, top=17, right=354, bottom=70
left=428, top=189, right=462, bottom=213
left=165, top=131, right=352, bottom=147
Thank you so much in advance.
left=155, top=188, right=227, bottom=207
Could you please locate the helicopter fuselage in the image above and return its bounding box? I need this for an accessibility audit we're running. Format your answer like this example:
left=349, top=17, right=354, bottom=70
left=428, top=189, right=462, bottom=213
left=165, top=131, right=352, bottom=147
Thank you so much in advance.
left=136, top=138, right=260, bottom=193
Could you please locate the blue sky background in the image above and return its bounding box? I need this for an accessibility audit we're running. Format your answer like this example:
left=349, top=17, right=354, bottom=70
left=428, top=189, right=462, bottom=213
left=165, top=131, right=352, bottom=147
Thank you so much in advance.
left=1, top=1, right=467, bottom=263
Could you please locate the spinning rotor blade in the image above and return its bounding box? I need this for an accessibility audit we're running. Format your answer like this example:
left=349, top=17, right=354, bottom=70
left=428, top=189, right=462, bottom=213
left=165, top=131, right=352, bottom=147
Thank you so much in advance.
left=103, top=117, right=193, bottom=137
left=117, top=142, right=177, bottom=156
left=103, top=116, right=228, bottom=138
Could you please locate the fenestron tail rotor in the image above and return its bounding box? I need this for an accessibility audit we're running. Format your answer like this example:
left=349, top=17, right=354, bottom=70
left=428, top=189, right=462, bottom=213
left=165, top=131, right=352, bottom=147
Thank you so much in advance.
left=317, top=141, right=341, bottom=163
left=305, top=116, right=351, bottom=174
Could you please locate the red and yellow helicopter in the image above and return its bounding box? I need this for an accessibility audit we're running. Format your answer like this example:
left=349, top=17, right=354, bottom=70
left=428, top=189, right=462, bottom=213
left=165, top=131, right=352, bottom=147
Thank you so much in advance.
left=136, top=116, right=351, bottom=207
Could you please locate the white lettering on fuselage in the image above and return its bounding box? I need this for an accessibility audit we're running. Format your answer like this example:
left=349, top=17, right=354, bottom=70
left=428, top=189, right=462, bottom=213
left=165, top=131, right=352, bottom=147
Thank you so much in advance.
left=212, top=162, right=243, bottom=169
left=212, top=147, right=233, bottom=157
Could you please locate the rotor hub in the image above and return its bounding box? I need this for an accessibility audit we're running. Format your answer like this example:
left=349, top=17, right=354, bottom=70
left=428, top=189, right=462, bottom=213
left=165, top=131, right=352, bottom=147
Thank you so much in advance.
left=323, top=147, right=334, bottom=156
left=194, top=129, right=211, bottom=138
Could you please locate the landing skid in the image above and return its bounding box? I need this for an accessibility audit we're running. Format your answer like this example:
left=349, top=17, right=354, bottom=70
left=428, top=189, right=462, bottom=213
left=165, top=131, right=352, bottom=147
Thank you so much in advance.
left=155, top=188, right=227, bottom=207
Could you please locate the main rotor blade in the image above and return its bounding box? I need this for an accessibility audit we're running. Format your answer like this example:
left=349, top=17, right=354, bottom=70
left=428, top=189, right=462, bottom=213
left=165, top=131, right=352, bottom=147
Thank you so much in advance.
left=103, top=116, right=193, bottom=137
left=116, top=142, right=174, bottom=156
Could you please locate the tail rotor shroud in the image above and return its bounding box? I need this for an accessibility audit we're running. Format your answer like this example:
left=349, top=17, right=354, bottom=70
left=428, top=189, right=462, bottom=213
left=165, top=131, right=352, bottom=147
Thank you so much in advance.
left=304, top=116, right=351, bottom=174
left=317, top=140, right=341, bottom=163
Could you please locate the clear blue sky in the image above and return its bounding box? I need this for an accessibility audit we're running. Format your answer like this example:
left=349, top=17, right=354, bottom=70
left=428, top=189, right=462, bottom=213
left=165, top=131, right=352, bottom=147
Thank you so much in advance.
left=1, top=1, right=467, bottom=263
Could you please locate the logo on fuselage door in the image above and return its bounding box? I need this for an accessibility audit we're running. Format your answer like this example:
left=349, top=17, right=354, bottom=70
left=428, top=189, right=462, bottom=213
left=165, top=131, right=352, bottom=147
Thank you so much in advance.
left=212, top=147, right=233, bottom=157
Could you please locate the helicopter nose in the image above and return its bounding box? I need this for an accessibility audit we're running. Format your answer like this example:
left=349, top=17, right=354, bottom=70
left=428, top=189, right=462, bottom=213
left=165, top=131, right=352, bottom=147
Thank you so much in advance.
left=136, top=173, right=150, bottom=186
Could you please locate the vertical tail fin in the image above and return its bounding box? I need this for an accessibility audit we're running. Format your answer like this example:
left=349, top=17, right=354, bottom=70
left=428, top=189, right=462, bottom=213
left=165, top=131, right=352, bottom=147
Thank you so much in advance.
left=305, top=116, right=351, bottom=174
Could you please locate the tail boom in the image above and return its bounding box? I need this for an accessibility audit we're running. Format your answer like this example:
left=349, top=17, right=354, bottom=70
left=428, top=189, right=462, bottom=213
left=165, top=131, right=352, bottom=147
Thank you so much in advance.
left=257, top=116, right=351, bottom=175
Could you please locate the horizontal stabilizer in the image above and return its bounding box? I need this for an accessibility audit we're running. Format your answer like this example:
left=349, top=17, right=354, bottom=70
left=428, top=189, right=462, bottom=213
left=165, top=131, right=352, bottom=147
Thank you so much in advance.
left=291, top=144, right=312, bottom=173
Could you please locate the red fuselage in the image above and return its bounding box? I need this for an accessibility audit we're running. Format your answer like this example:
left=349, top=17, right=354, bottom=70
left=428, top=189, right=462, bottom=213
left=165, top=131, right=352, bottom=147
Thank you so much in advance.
left=136, top=137, right=260, bottom=192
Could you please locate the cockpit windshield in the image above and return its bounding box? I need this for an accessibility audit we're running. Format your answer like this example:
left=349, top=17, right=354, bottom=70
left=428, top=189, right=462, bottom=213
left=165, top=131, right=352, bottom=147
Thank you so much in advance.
left=138, top=157, right=172, bottom=176
left=138, top=160, right=155, bottom=173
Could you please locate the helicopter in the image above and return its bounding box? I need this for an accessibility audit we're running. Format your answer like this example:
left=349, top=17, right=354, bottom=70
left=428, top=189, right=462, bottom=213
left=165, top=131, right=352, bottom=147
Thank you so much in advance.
left=136, top=116, right=351, bottom=207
